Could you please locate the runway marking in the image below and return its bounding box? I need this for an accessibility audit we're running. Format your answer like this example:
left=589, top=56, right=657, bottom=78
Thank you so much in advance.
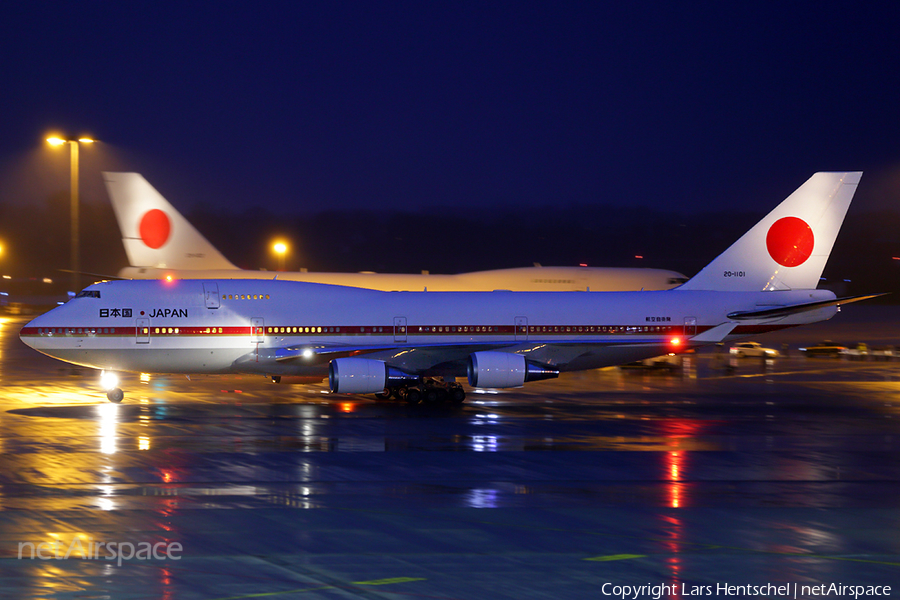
left=353, top=577, right=427, bottom=585
left=205, top=577, right=427, bottom=599
left=206, top=587, right=334, bottom=599
left=333, top=508, right=900, bottom=570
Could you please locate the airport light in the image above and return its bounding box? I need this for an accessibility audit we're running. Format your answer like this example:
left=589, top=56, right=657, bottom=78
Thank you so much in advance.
left=100, top=370, right=119, bottom=391
left=273, top=241, right=288, bottom=271
left=46, top=135, right=96, bottom=292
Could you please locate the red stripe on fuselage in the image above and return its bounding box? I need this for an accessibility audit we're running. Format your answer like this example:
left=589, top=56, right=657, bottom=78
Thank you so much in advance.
left=20, top=322, right=796, bottom=338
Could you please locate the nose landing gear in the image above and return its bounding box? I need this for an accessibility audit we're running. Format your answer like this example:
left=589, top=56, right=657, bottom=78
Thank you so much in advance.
left=101, top=371, right=124, bottom=403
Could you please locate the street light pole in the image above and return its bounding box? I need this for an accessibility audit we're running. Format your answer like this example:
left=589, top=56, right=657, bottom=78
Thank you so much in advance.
left=47, top=136, right=93, bottom=293
left=273, top=242, right=288, bottom=271
left=69, top=140, right=79, bottom=293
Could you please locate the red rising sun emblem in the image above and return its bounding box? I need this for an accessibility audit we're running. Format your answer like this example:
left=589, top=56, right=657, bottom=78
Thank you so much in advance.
left=139, top=209, right=171, bottom=249
left=766, top=216, right=814, bottom=267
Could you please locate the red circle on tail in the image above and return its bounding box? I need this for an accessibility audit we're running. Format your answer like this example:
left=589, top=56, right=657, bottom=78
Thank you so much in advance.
left=766, top=216, right=814, bottom=267
left=139, top=209, right=171, bottom=249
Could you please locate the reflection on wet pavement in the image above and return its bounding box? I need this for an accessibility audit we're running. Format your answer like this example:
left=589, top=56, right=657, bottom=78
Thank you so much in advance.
left=2, top=311, right=900, bottom=598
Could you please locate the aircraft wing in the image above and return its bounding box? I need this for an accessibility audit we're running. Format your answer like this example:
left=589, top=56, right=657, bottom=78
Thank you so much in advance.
left=264, top=342, right=538, bottom=375
left=250, top=333, right=705, bottom=378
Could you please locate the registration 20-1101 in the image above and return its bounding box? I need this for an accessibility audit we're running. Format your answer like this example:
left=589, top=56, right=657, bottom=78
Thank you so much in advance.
left=723, top=271, right=746, bottom=277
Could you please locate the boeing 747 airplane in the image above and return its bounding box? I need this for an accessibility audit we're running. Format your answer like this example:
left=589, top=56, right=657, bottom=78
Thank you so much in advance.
left=23, top=172, right=870, bottom=403
left=105, top=172, right=687, bottom=291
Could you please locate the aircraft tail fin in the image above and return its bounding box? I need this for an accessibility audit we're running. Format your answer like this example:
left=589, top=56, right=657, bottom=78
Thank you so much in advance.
left=678, top=172, right=861, bottom=292
left=103, top=172, right=238, bottom=271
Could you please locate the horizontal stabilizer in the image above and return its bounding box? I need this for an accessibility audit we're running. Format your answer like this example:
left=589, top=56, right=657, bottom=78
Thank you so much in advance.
left=726, top=294, right=886, bottom=321
left=59, top=269, right=129, bottom=281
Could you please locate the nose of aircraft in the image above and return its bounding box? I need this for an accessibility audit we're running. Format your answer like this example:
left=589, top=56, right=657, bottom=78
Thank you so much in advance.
left=19, top=308, right=60, bottom=353
left=20, top=314, right=43, bottom=350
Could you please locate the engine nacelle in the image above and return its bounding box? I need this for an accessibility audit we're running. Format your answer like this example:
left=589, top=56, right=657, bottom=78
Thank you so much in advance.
left=329, top=357, right=387, bottom=394
left=467, top=351, right=559, bottom=388
left=328, top=358, right=418, bottom=394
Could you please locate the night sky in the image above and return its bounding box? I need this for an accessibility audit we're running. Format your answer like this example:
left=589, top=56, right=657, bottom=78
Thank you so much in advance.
left=1, top=2, right=900, bottom=283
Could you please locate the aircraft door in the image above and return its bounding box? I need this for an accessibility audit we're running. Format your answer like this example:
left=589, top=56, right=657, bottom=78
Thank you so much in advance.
left=136, top=318, right=150, bottom=344
left=251, top=318, right=265, bottom=344
left=203, top=282, right=220, bottom=309
left=683, top=317, right=697, bottom=337
left=393, top=317, right=407, bottom=342
left=515, top=316, right=528, bottom=341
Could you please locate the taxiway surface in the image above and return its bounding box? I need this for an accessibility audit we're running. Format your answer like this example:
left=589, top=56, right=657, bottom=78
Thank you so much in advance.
left=1, top=307, right=900, bottom=599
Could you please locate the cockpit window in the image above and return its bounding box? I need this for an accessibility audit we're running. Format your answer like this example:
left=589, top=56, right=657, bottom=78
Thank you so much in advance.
left=74, top=290, right=101, bottom=299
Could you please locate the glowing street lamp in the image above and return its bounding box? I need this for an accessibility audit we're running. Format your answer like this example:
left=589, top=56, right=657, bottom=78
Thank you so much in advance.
left=273, top=241, right=288, bottom=271
left=46, top=135, right=95, bottom=292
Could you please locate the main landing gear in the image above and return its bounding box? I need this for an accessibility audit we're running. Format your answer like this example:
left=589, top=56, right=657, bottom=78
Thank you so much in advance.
left=376, top=378, right=466, bottom=405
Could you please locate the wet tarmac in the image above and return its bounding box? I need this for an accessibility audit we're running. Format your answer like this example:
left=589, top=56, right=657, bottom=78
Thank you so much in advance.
left=2, top=307, right=900, bottom=599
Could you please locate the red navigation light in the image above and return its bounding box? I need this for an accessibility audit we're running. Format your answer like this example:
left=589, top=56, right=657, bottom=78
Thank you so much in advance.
left=670, top=336, right=682, bottom=347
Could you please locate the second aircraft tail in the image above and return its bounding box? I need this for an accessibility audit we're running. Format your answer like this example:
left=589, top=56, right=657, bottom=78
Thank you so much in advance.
left=103, top=172, right=238, bottom=271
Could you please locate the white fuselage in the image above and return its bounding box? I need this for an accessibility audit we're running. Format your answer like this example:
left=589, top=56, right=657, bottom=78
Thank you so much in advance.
left=21, top=279, right=837, bottom=380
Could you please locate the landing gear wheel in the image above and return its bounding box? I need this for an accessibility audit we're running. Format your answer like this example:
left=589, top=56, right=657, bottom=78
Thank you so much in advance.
left=449, top=386, right=466, bottom=404
left=374, top=389, right=392, bottom=400
left=107, top=388, right=124, bottom=404
left=405, top=388, right=422, bottom=405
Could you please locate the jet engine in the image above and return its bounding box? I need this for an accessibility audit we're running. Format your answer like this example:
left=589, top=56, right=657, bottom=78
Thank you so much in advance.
left=466, top=351, right=559, bottom=388
left=328, top=357, right=418, bottom=394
